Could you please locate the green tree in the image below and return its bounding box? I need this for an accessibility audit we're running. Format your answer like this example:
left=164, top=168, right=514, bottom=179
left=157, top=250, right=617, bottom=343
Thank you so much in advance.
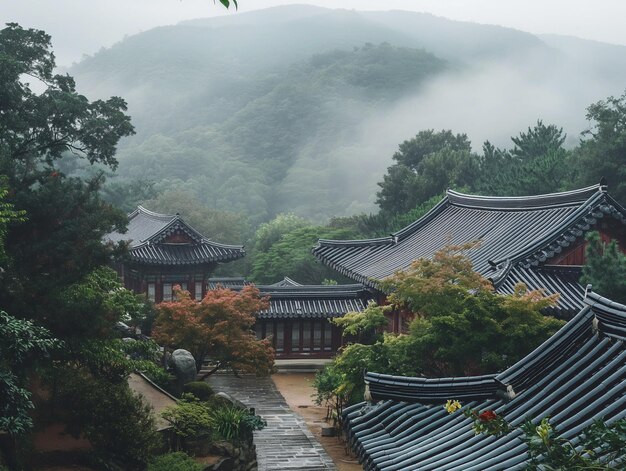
left=53, top=367, right=161, bottom=467
left=477, top=121, right=572, bottom=196
left=581, top=231, right=626, bottom=304
left=510, top=120, right=566, bottom=161
left=331, top=301, right=388, bottom=344
left=376, top=130, right=479, bottom=213
left=0, top=312, right=58, bottom=436
left=0, top=23, right=133, bottom=328
left=381, top=244, right=563, bottom=376
left=251, top=213, right=309, bottom=254
left=576, top=91, right=626, bottom=204
left=251, top=225, right=356, bottom=284
left=316, top=245, right=564, bottom=408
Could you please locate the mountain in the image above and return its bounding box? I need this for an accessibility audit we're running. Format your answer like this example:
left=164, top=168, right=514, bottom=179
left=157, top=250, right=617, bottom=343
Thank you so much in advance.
left=69, top=6, right=626, bottom=223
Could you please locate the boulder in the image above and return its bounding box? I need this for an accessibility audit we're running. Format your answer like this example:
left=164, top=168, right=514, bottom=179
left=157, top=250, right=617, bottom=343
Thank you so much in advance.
left=170, top=349, right=197, bottom=385
left=214, top=392, right=248, bottom=410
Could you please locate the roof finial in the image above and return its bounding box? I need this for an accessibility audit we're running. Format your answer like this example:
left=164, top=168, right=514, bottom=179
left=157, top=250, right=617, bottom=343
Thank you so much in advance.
left=600, top=176, right=608, bottom=189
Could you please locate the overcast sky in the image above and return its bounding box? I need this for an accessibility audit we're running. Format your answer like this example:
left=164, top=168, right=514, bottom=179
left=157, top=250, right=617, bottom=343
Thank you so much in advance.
left=3, top=0, right=626, bottom=66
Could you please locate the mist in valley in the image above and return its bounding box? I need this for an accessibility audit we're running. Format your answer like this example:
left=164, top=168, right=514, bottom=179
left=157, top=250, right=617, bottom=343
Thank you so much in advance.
left=9, top=4, right=625, bottom=229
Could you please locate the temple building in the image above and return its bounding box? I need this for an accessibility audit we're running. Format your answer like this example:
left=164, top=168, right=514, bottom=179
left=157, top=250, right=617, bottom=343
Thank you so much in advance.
left=208, top=277, right=373, bottom=358
left=106, top=206, right=245, bottom=303
left=313, top=183, right=626, bottom=324
left=343, top=288, right=626, bottom=470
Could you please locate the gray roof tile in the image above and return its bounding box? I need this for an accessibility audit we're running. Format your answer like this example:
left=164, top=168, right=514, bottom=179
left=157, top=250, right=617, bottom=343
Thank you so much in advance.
left=344, top=290, right=626, bottom=470
left=313, top=185, right=626, bottom=315
left=107, top=206, right=245, bottom=265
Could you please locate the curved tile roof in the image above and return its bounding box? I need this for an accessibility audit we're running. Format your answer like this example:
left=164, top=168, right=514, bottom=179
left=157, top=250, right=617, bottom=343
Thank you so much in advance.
left=255, top=283, right=372, bottom=319
left=107, top=206, right=245, bottom=265
left=343, top=289, right=626, bottom=470
left=313, top=184, right=626, bottom=315
left=207, top=278, right=373, bottom=319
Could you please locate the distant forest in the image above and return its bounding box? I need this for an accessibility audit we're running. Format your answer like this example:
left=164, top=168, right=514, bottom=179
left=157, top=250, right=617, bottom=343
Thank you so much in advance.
left=64, top=6, right=626, bottom=284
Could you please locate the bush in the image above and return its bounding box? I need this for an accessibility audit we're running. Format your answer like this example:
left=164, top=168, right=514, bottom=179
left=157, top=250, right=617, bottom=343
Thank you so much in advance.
left=183, top=381, right=214, bottom=401
left=53, top=367, right=161, bottom=467
left=161, top=395, right=212, bottom=443
left=148, top=452, right=203, bottom=471
left=209, top=405, right=266, bottom=442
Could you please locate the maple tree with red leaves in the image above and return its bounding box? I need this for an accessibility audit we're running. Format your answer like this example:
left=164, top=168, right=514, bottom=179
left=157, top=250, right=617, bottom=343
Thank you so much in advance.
left=153, top=285, right=274, bottom=377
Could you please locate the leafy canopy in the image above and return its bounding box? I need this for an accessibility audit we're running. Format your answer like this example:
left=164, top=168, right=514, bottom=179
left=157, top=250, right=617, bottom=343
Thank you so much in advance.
left=316, top=245, right=564, bottom=409
left=153, top=286, right=275, bottom=376
left=331, top=301, right=389, bottom=344
left=0, top=311, right=59, bottom=435
left=0, top=23, right=133, bottom=333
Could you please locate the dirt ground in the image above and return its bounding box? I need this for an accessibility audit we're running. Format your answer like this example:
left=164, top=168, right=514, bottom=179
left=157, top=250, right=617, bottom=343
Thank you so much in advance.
left=271, top=373, right=362, bottom=471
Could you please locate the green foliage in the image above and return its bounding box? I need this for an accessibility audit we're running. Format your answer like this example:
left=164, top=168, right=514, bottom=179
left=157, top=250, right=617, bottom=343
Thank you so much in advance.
left=251, top=213, right=309, bottom=254
left=183, top=381, right=214, bottom=401
left=331, top=301, right=388, bottom=344
left=102, top=178, right=158, bottom=213
left=148, top=452, right=203, bottom=471
left=162, top=395, right=213, bottom=442
left=0, top=23, right=134, bottom=169
left=376, top=130, right=478, bottom=213
left=54, top=367, right=161, bottom=467
left=316, top=246, right=564, bottom=407
left=217, top=0, right=237, bottom=10
left=251, top=224, right=357, bottom=284
left=511, top=120, right=566, bottom=160
left=576, top=91, right=626, bottom=205
left=0, top=22, right=131, bottom=336
left=208, top=405, right=266, bottom=442
left=581, top=231, right=626, bottom=304
left=0, top=311, right=58, bottom=435
left=53, top=266, right=146, bottom=340
left=522, top=418, right=626, bottom=470
left=328, top=195, right=442, bottom=238
left=81, top=39, right=446, bottom=221
left=478, top=121, right=573, bottom=197
left=382, top=245, right=563, bottom=376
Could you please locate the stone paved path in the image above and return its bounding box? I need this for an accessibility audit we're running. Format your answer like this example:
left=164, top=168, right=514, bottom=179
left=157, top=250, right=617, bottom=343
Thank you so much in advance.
left=209, top=374, right=337, bottom=471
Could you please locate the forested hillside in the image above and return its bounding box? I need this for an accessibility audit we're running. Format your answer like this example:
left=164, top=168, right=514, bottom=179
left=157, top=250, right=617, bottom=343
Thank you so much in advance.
left=66, top=5, right=626, bottom=282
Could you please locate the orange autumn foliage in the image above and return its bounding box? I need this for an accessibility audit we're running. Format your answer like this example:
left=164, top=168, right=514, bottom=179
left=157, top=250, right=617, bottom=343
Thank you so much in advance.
left=153, top=285, right=274, bottom=376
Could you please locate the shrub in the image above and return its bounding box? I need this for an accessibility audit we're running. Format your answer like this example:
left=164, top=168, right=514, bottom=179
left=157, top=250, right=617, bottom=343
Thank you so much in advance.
left=53, top=368, right=161, bottom=467
left=148, top=452, right=203, bottom=471
left=161, top=395, right=212, bottom=443
left=183, top=381, right=214, bottom=401
left=209, top=405, right=266, bottom=442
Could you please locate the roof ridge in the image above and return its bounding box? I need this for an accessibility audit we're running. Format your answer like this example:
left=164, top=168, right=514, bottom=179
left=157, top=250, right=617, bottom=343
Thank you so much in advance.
left=500, top=191, right=626, bottom=268
left=133, top=205, right=177, bottom=221
left=447, top=184, right=603, bottom=210
left=314, top=196, right=451, bottom=249
left=583, top=287, right=626, bottom=313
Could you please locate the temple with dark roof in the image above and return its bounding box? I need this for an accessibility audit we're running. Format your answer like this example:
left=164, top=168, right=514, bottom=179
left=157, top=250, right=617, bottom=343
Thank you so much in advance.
left=342, top=288, right=626, bottom=470
left=313, top=184, right=626, bottom=318
left=207, top=277, right=373, bottom=358
left=107, top=206, right=245, bottom=303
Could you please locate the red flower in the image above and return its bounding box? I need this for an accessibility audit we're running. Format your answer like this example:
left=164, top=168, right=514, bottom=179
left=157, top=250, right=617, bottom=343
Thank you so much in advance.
left=478, top=410, right=498, bottom=422
left=51, top=171, right=59, bottom=177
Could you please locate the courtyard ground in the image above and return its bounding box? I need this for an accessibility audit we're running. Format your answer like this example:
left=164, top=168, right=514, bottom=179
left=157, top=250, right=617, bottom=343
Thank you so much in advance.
left=271, top=373, right=362, bottom=471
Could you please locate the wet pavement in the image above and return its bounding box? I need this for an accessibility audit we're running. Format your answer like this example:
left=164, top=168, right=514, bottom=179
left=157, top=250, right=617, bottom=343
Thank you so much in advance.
left=209, top=374, right=337, bottom=470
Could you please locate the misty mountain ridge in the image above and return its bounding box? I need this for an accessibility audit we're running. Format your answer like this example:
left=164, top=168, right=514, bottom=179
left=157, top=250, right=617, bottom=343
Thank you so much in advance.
left=69, top=5, right=626, bottom=222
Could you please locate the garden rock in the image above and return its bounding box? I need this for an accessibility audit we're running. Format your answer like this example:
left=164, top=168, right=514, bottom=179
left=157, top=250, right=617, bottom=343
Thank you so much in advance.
left=170, top=349, right=196, bottom=385
left=214, top=391, right=248, bottom=410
